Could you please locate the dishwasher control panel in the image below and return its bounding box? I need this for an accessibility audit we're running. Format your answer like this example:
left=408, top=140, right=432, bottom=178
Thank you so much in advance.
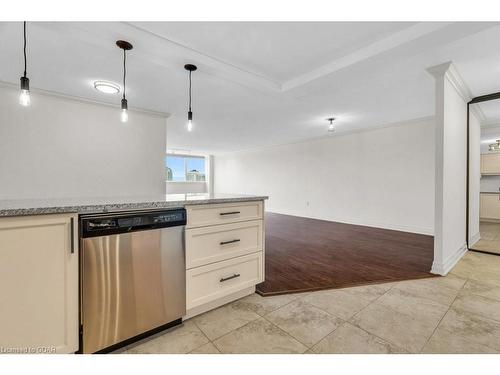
left=81, top=209, right=186, bottom=238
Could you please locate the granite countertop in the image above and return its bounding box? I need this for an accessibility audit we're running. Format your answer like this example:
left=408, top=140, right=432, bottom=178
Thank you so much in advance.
left=0, top=193, right=268, bottom=217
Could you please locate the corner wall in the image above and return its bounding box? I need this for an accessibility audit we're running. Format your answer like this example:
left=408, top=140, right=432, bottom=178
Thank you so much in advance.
left=215, top=117, right=435, bottom=235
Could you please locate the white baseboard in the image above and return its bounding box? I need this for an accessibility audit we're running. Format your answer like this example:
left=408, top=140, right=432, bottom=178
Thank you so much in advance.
left=266, top=210, right=434, bottom=236
left=469, top=232, right=481, bottom=248
left=431, top=242, right=467, bottom=275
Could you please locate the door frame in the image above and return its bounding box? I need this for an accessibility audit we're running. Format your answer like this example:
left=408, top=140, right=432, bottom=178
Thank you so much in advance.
left=467, top=91, right=500, bottom=253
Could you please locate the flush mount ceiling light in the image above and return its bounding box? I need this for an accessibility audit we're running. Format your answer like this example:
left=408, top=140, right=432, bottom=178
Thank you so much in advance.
left=93, top=81, right=120, bottom=94
left=184, top=64, right=198, bottom=132
left=327, top=117, right=336, bottom=132
left=19, top=21, right=30, bottom=107
left=116, top=40, right=133, bottom=123
left=489, top=140, right=500, bottom=151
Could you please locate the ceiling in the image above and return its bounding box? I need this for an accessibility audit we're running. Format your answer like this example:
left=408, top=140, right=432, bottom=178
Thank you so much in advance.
left=1, top=21, right=500, bottom=154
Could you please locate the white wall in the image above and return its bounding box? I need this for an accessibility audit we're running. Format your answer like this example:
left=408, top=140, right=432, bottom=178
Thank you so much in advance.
left=0, top=85, right=167, bottom=199
left=428, top=62, right=468, bottom=275
left=215, top=117, right=435, bottom=235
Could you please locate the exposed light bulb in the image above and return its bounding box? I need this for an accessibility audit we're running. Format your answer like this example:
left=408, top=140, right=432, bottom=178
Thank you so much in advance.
left=121, top=109, right=128, bottom=123
left=19, top=76, right=30, bottom=107
left=187, top=110, right=193, bottom=132
left=19, top=89, right=30, bottom=107
left=120, top=98, right=128, bottom=123
left=327, top=117, right=335, bottom=132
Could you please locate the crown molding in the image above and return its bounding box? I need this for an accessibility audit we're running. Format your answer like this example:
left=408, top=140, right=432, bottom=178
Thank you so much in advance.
left=0, top=80, right=170, bottom=118
left=426, top=61, right=490, bottom=126
left=427, top=61, right=473, bottom=103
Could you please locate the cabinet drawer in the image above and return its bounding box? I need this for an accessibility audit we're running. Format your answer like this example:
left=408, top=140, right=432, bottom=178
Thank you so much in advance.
left=480, top=193, right=500, bottom=219
left=186, top=252, right=263, bottom=309
left=186, top=220, right=263, bottom=269
left=481, top=153, right=500, bottom=175
left=186, top=201, right=263, bottom=228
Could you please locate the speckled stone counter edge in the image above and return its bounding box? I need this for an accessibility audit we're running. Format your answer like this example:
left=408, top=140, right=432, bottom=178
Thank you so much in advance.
left=0, top=196, right=268, bottom=217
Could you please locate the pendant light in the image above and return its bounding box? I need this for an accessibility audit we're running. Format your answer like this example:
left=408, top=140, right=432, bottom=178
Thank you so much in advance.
left=116, top=40, right=133, bottom=123
left=184, top=64, right=197, bottom=132
left=19, top=21, right=30, bottom=107
left=327, top=117, right=335, bottom=132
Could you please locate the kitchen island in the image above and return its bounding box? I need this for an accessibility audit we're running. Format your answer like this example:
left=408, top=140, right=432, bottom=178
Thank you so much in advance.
left=0, top=193, right=268, bottom=217
left=0, top=193, right=267, bottom=353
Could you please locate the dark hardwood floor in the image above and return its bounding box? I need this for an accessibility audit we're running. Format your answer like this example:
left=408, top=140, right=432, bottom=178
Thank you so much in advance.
left=256, top=212, right=435, bottom=296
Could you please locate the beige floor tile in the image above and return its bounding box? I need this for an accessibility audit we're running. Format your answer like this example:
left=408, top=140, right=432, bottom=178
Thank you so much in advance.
left=461, top=279, right=500, bottom=301
left=350, top=302, right=440, bottom=353
left=231, top=292, right=300, bottom=316
left=391, top=276, right=464, bottom=305
left=450, top=254, right=479, bottom=278
left=469, top=269, right=500, bottom=287
left=302, top=289, right=372, bottom=320
left=438, top=308, right=500, bottom=351
left=189, top=342, right=220, bottom=354
left=311, top=322, right=406, bottom=354
left=339, top=283, right=394, bottom=301
left=192, top=302, right=261, bottom=340
left=452, top=293, right=500, bottom=322
left=125, top=321, right=209, bottom=354
left=213, top=318, right=308, bottom=354
left=265, top=300, right=343, bottom=347
left=376, top=288, right=450, bottom=321
left=421, top=326, right=498, bottom=354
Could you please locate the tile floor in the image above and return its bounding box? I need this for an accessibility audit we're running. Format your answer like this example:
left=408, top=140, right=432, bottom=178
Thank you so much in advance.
left=473, top=222, right=500, bottom=254
left=121, top=251, right=500, bottom=354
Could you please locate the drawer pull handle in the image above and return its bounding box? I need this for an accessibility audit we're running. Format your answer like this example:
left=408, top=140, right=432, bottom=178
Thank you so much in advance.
left=220, top=211, right=240, bottom=216
left=220, top=239, right=241, bottom=245
left=220, top=273, right=241, bottom=282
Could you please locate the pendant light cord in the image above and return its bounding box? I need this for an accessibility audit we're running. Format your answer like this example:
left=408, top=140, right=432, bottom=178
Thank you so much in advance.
left=122, top=49, right=126, bottom=100
left=23, top=21, right=27, bottom=78
left=188, top=70, right=192, bottom=111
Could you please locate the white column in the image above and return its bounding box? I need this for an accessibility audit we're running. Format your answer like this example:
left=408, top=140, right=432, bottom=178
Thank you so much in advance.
left=427, top=61, right=470, bottom=275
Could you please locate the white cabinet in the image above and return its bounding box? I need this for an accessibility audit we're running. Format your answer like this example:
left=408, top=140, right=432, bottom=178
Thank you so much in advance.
left=185, top=201, right=265, bottom=317
left=0, top=214, right=79, bottom=354
left=186, top=252, right=263, bottom=309
left=186, top=201, right=263, bottom=228
left=480, top=193, right=500, bottom=220
left=481, top=153, right=500, bottom=175
left=185, top=220, right=263, bottom=269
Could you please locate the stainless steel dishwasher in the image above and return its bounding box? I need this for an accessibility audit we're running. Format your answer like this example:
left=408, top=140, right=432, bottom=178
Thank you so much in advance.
left=80, top=209, right=186, bottom=353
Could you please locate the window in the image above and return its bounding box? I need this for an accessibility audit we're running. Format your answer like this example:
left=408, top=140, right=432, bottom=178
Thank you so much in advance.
left=166, top=154, right=206, bottom=182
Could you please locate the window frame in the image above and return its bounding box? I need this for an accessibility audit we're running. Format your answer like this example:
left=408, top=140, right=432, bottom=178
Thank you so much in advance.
left=166, top=153, right=207, bottom=183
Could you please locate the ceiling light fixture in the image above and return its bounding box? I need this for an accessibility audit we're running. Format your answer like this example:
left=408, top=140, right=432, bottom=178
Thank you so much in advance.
left=489, top=140, right=500, bottom=152
left=19, top=21, right=30, bottom=107
left=116, top=40, right=133, bottom=123
left=327, top=117, right=335, bottom=132
left=93, top=81, right=120, bottom=94
left=184, top=64, right=197, bottom=132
